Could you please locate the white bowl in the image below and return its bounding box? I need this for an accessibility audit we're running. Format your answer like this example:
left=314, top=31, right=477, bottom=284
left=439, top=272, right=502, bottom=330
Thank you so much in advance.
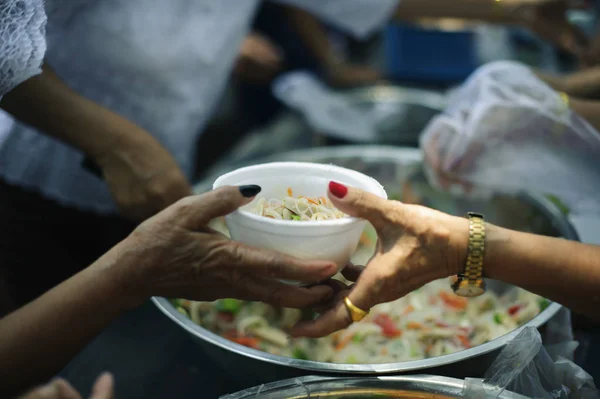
left=213, top=162, right=387, bottom=285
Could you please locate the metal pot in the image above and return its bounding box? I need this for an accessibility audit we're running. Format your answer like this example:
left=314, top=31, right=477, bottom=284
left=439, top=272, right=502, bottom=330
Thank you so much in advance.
left=220, top=375, right=528, bottom=399
left=304, top=85, right=445, bottom=147
left=152, top=146, right=578, bottom=390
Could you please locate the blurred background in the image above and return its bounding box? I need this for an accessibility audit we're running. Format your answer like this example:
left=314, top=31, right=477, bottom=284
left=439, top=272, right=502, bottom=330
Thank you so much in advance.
left=194, top=2, right=594, bottom=178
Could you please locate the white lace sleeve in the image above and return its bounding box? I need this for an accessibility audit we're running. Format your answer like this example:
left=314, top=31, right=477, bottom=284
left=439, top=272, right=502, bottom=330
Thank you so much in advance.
left=0, top=0, right=47, bottom=99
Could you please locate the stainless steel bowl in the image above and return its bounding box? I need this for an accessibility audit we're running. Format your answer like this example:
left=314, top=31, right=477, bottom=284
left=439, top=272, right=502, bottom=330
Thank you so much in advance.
left=153, top=146, right=578, bottom=390
left=220, top=375, right=528, bottom=399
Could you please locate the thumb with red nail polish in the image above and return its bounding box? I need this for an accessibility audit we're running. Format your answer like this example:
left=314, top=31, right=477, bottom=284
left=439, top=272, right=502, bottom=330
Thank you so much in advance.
left=327, top=181, right=392, bottom=229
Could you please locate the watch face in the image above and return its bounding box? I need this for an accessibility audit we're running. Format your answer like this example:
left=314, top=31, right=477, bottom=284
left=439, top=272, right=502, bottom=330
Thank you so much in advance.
left=455, top=285, right=485, bottom=298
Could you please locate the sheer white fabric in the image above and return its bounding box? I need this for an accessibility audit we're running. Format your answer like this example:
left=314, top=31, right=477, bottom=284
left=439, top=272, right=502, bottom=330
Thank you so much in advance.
left=0, top=0, right=46, bottom=99
left=0, top=0, right=398, bottom=215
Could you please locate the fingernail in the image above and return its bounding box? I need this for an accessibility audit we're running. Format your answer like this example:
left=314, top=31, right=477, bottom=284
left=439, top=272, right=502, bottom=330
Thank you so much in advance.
left=239, top=185, right=261, bottom=198
left=329, top=181, right=348, bottom=198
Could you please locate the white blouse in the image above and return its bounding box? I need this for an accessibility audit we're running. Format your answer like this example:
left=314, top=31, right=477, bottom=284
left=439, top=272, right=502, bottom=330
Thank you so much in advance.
left=0, top=0, right=398, bottom=214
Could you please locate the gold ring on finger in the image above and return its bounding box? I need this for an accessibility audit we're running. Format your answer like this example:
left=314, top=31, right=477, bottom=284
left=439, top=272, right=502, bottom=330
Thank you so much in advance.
left=344, top=297, right=369, bottom=323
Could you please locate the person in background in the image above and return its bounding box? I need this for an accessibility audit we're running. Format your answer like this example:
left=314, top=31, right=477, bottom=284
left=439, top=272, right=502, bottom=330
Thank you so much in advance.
left=233, top=2, right=382, bottom=135
left=234, top=7, right=382, bottom=89
left=236, top=0, right=588, bottom=131
left=275, top=4, right=384, bottom=88
left=0, top=186, right=337, bottom=398
left=290, top=182, right=600, bottom=338
left=394, top=0, right=589, bottom=57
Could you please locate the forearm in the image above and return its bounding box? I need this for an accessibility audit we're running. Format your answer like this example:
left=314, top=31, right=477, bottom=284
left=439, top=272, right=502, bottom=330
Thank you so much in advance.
left=394, top=0, right=520, bottom=24
left=531, top=70, right=600, bottom=130
left=0, top=63, right=144, bottom=160
left=485, top=224, right=600, bottom=320
left=567, top=97, right=600, bottom=132
left=535, top=67, right=600, bottom=98
left=0, top=239, right=142, bottom=397
left=563, top=67, right=600, bottom=98
left=285, top=6, right=338, bottom=68
left=533, top=70, right=569, bottom=92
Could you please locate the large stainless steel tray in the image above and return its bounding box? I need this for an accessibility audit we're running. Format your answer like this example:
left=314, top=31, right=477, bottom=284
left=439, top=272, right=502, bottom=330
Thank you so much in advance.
left=153, top=146, right=577, bottom=390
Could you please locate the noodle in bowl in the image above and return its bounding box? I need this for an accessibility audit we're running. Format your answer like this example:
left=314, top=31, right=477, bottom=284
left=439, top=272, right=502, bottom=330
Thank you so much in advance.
left=249, top=190, right=346, bottom=221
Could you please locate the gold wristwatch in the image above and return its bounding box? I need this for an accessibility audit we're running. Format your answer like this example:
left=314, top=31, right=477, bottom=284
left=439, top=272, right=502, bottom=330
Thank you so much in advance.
left=452, top=212, right=486, bottom=297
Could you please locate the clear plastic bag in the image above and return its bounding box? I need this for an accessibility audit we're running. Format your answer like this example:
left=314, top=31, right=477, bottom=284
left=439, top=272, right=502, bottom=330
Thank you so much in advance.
left=420, top=61, right=600, bottom=215
left=463, top=325, right=598, bottom=399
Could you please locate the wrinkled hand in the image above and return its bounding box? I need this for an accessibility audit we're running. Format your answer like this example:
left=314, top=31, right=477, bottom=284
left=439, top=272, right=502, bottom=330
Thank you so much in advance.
left=234, top=33, right=283, bottom=84
left=121, top=185, right=337, bottom=309
left=325, top=63, right=382, bottom=88
left=290, top=183, right=467, bottom=337
left=94, top=131, right=192, bottom=222
left=509, top=0, right=588, bottom=58
left=19, top=373, right=113, bottom=399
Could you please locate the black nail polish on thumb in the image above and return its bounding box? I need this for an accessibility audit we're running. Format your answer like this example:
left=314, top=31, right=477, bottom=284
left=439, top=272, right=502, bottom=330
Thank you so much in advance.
left=239, top=185, right=261, bottom=198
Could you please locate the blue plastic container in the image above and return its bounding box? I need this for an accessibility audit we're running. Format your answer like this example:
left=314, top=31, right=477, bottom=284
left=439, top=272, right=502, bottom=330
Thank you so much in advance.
left=384, top=23, right=478, bottom=83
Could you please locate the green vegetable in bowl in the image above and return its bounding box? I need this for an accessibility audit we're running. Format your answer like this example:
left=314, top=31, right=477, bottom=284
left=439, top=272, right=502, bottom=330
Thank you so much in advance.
left=176, top=307, right=189, bottom=317
left=352, top=334, right=365, bottom=343
left=292, top=347, right=309, bottom=360
left=538, top=298, right=550, bottom=311
left=171, top=298, right=184, bottom=307
left=493, top=313, right=503, bottom=325
left=216, top=298, right=243, bottom=314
